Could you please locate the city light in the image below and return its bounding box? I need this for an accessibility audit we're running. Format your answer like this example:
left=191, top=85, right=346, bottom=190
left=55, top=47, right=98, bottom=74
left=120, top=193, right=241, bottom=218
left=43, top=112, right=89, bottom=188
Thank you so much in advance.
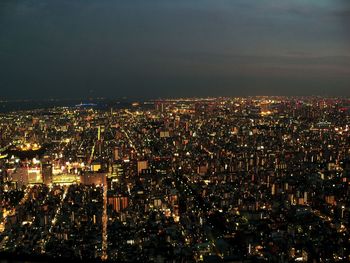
left=0, top=97, right=350, bottom=262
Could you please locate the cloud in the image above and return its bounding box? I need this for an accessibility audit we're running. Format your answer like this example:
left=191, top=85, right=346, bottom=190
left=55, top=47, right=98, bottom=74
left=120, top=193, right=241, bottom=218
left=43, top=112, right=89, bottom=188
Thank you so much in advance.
left=0, top=0, right=349, bottom=99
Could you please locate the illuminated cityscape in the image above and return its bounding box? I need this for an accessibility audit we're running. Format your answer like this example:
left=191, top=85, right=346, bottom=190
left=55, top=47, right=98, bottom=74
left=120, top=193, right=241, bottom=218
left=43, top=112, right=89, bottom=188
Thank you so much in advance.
left=1, top=0, right=350, bottom=262
left=0, top=97, right=349, bottom=262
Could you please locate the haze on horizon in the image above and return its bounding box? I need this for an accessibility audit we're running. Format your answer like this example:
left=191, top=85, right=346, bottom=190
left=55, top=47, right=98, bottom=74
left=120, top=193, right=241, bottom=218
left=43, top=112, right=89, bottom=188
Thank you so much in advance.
left=0, top=0, right=350, bottom=100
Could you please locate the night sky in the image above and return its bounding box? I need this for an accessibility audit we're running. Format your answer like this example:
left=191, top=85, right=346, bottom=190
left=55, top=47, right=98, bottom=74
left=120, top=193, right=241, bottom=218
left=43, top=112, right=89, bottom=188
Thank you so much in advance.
left=0, top=0, right=349, bottom=99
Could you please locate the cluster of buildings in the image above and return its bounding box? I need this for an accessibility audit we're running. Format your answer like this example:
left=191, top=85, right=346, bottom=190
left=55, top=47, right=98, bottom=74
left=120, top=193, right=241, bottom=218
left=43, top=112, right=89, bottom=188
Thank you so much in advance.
left=0, top=97, right=350, bottom=262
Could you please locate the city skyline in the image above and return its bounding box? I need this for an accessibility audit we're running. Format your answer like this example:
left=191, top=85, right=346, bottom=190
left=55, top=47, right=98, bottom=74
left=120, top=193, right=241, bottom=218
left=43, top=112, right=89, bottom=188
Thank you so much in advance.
left=2, top=1, right=350, bottom=262
left=1, top=0, right=350, bottom=99
left=1, top=97, right=350, bottom=261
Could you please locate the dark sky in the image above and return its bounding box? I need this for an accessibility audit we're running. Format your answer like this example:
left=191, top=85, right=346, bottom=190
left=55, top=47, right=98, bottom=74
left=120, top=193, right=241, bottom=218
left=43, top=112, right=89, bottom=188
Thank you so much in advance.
left=1, top=0, right=350, bottom=99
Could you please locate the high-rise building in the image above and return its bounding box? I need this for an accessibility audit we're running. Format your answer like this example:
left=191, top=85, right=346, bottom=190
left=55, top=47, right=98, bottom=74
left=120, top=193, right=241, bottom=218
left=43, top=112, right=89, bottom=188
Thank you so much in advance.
left=137, top=160, right=148, bottom=175
left=114, top=147, right=120, bottom=161
left=108, top=196, right=129, bottom=212
left=42, top=163, right=53, bottom=185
